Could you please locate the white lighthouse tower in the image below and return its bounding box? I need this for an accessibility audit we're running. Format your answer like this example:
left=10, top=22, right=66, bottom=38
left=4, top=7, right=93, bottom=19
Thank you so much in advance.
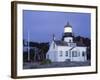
left=62, top=22, right=73, bottom=42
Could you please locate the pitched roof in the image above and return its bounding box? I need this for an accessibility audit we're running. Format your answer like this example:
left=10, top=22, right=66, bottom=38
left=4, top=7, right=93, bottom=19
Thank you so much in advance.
left=54, top=40, right=68, bottom=46
left=54, top=40, right=86, bottom=47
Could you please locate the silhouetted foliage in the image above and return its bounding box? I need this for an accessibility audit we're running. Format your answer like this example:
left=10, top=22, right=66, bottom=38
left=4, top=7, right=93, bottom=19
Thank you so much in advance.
left=23, top=49, right=35, bottom=62
left=23, top=41, right=49, bottom=62
left=23, top=52, right=28, bottom=62
left=74, top=36, right=90, bottom=47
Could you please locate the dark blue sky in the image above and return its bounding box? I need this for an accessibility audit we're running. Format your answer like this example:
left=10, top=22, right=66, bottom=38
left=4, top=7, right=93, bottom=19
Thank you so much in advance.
left=23, top=10, right=91, bottom=42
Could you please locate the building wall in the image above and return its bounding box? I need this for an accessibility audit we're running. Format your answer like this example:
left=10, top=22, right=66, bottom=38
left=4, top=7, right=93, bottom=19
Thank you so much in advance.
left=46, top=41, right=87, bottom=62
left=46, top=41, right=58, bottom=62
left=70, top=47, right=87, bottom=61
left=57, top=46, right=71, bottom=62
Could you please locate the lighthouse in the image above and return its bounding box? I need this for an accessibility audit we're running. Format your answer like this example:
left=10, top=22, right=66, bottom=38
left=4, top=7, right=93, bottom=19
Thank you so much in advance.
left=62, top=22, right=73, bottom=42
left=46, top=22, right=87, bottom=62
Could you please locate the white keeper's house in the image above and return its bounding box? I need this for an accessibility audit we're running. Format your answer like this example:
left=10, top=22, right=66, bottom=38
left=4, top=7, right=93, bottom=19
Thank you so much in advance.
left=46, top=22, right=87, bottom=62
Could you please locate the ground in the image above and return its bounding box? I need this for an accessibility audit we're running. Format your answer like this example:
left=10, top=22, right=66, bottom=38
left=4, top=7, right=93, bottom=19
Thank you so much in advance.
left=23, top=60, right=91, bottom=69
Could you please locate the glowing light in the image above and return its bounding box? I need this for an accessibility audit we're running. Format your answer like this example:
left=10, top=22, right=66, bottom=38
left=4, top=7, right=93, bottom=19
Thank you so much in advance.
left=64, top=27, right=72, bottom=33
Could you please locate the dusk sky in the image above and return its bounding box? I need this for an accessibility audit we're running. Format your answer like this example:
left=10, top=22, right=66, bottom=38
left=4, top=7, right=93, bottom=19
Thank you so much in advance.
left=23, top=10, right=91, bottom=42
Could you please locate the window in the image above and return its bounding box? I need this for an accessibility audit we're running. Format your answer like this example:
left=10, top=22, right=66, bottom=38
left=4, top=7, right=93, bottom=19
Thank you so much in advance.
left=72, top=51, right=74, bottom=57
left=75, top=51, right=77, bottom=57
left=72, top=51, right=77, bottom=57
left=69, top=51, right=71, bottom=57
left=69, top=39, right=71, bottom=42
left=78, top=51, right=80, bottom=56
left=82, top=51, right=85, bottom=56
left=60, top=51, right=63, bottom=56
left=66, top=51, right=68, bottom=56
